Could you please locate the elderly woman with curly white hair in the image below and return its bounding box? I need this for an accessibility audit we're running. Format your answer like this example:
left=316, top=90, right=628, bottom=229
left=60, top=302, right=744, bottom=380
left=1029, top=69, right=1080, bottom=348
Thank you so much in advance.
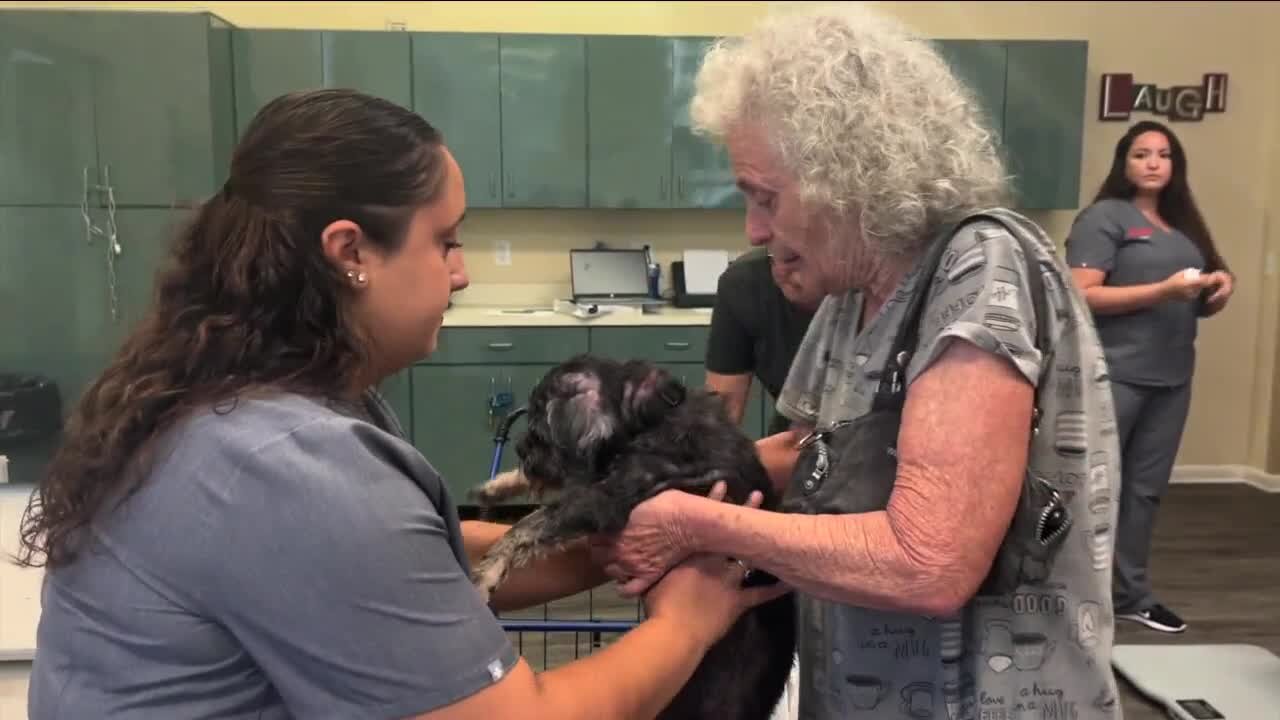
left=600, top=4, right=1124, bottom=718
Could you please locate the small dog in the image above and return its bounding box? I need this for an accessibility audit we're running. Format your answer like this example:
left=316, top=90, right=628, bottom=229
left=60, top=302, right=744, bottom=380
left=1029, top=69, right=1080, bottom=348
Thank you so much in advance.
left=471, top=354, right=797, bottom=720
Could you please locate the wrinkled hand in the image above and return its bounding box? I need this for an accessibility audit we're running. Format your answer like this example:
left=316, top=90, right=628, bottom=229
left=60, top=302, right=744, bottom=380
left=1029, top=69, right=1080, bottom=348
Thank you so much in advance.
left=644, top=552, right=792, bottom=649
left=590, top=481, right=764, bottom=598
left=1204, top=270, right=1234, bottom=307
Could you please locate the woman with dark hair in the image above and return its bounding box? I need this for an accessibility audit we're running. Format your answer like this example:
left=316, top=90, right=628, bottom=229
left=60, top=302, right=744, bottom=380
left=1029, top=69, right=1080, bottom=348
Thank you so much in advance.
left=1066, top=119, right=1235, bottom=634
left=17, top=88, right=781, bottom=719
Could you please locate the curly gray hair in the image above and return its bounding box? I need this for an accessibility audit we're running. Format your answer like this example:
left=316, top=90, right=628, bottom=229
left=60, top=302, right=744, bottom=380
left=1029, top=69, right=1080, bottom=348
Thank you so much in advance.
left=691, top=3, right=1010, bottom=256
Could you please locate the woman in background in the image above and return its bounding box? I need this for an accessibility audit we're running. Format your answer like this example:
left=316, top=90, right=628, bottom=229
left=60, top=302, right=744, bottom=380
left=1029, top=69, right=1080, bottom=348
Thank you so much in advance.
left=1066, top=119, right=1235, bottom=634
left=17, top=88, right=781, bottom=720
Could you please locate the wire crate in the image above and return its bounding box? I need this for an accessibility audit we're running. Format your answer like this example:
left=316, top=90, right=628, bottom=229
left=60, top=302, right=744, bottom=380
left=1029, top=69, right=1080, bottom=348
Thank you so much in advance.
left=496, top=584, right=643, bottom=671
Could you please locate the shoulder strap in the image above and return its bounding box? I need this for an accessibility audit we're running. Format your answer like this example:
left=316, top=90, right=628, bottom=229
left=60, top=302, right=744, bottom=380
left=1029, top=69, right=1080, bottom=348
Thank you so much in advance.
left=872, top=211, right=1055, bottom=415
left=871, top=225, right=955, bottom=411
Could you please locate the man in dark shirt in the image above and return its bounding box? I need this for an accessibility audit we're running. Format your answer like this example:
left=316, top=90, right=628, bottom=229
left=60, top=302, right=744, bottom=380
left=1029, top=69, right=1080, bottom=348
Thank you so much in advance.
left=705, top=247, right=823, bottom=435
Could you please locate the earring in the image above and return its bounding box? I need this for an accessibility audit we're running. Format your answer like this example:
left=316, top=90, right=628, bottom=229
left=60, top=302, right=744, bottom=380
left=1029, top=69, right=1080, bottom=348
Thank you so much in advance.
left=346, top=270, right=368, bottom=286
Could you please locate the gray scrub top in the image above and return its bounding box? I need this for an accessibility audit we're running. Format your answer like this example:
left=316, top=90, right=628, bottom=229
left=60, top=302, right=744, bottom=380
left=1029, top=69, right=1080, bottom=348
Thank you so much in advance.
left=1065, top=198, right=1207, bottom=387
left=28, top=389, right=517, bottom=719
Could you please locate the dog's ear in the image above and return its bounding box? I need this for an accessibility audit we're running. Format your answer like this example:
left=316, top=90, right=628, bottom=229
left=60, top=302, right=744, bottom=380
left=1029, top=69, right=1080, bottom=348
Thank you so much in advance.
left=622, top=363, right=686, bottom=428
left=546, top=371, right=617, bottom=453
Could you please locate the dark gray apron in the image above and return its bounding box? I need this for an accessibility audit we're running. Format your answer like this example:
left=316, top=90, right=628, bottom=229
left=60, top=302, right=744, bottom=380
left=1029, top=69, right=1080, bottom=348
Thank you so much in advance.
left=780, top=214, right=1071, bottom=719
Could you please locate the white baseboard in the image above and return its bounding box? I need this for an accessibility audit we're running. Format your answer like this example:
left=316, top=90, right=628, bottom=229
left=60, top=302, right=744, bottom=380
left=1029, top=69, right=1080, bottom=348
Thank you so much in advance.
left=1172, top=464, right=1280, bottom=493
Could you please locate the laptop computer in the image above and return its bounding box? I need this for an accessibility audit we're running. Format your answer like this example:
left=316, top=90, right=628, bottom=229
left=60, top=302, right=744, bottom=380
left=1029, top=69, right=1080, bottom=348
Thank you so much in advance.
left=569, top=248, right=659, bottom=305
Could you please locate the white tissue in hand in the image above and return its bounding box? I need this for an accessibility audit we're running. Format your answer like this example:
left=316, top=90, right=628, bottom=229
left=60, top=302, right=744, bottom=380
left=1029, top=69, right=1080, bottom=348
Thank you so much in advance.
left=1183, top=268, right=1201, bottom=280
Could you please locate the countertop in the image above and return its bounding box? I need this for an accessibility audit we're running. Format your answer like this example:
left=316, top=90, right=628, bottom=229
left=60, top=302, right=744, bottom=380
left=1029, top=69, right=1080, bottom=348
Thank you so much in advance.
left=442, top=304, right=714, bottom=328
left=440, top=284, right=715, bottom=328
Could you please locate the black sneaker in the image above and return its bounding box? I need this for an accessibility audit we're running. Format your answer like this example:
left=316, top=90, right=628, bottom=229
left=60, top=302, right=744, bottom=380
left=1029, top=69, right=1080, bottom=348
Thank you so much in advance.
left=1118, top=604, right=1187, bottom=633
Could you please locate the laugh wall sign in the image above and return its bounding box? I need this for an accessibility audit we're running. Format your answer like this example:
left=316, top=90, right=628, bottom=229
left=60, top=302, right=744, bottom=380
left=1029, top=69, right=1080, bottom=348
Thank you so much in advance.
left=1099, top=73, right=1228, bottom=122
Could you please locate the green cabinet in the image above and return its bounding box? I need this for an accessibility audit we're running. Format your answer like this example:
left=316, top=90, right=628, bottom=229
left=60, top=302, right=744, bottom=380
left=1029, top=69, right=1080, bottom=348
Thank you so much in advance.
left=499, top=35, right=587, bottom=208
left=0, top=9, right=235, bottom=209
left=412, top=363, right=554, bottom=501
left=654, top=363, right=764, bottom=441
left=934, top=40, right=1008, bottom=141
left=587, top=36, right=674, bottom=209
left=671, top=37, right=743, bottom=210
left=0, top=207, right=115, bottom=484
left=424, top=327, right=590, bottom=366
left=0, top=207, right=189, bottom=484
left=412, top=33, right=502, bottom=208
left=404, top=324, right=770, bottom=504
left=378, top=369, right=414, bottom=439
left=414, top=327, right=589, bottom=500
left=107, top=209, right=181, bottom=345
left=322, top=30, right=411, bottom=109
left=1003, top=41, right=1088, bottom=209
left=590, top=327, right=764, bottom=440
left=0, top=207, right=113, bottom=409
left=86, top=12, right=236, bottom=208
left=589, top=327, right=706, bottom=364
left=232, top=30, right=322, bottom=136
left=0, top=11, right=99, bottom=206
left=232, top=29, right=411, bottom=140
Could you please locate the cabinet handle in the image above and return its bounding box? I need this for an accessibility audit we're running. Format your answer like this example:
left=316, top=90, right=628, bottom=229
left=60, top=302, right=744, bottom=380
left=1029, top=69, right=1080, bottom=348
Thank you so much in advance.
left=505, top=173, right=514, bottom=199
left=664, top=341, right=691, bottom=350
left=659, top=176, right=667, bottom=200
left=489, top=174, right=497, bottom=199
left=487, top=342, right=515, bottom=351
left=677, top=176, right=687, bottom=201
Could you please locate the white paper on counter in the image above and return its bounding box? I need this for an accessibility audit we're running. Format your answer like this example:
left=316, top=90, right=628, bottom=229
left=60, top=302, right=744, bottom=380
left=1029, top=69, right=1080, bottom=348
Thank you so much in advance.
left=682, top=249, right=730, bottom=295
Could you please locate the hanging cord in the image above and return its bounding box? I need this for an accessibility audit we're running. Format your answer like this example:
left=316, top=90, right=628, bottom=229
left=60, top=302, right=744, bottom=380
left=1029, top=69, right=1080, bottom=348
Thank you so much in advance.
left=81, top=165, right=122, bottom=321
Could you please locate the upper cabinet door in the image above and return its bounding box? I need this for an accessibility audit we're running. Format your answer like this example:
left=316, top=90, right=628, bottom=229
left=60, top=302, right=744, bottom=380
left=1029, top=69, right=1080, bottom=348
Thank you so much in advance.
left=87, top=12, right=233, bottom=207
left=322, top=31, right=412, bottom=109
left=0, top=11, right=99, bottom=206
left=412, top=33, right=502, bottom=208
left=499, top=35, right=587, bottom=208
left=233, top=29, right=322, bottom=137
left=587, top=36, right=674, bottom=209
left=1003, top=40, right=1088, bottom=210
left=671, top=37, right=742, bottom=210
left=933, top=39, right=1008, bottom=142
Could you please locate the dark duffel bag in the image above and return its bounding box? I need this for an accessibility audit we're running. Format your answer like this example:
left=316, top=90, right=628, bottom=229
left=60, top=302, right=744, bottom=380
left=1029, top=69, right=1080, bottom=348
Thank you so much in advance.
left=0, top=373, right=62, bottom=448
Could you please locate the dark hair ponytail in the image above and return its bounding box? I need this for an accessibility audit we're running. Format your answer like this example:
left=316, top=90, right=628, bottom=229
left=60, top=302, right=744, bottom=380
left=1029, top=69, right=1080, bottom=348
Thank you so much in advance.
left=19, top=89, right=447, bottom=568
left=1093, top=120, right=1228, bottom=273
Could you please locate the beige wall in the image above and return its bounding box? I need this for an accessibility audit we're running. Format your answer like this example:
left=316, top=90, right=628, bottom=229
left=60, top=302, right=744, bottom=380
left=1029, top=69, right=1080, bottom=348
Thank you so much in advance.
left=2, top=0, right=1278, bottom=470
left=1268, top=28, right=1280, bottom=474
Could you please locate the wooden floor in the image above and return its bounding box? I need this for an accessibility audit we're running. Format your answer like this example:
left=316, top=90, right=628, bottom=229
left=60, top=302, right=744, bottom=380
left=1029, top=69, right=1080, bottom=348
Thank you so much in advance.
left=500, top=484, right=1280, bottom=718
left=1112, top=483, right=1280, bottom=719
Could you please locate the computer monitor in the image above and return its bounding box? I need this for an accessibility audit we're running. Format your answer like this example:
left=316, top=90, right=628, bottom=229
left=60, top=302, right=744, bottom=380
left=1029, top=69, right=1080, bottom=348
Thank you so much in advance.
left=569, top=249, right=652, bottom=302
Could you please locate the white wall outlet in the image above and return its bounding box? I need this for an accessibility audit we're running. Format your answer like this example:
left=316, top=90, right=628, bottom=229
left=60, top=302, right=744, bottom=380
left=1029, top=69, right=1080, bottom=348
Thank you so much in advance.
left=385, top=19, right=407, bottom=31
left=493, top=240, right=512, bottom=267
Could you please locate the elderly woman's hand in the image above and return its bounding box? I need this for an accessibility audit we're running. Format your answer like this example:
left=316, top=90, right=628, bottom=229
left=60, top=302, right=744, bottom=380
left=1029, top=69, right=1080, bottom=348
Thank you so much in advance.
left=593, top=481, right=764, bottom=598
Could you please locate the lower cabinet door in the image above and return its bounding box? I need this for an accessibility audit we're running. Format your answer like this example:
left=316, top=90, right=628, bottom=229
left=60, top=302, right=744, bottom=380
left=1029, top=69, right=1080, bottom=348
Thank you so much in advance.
left=411, top=363, right=553, bottom=504
left=377, top=369, right=414, bottom=441
left=659, top=362, right=765, bottom=441
left=0, top=207, right=113, bottom=485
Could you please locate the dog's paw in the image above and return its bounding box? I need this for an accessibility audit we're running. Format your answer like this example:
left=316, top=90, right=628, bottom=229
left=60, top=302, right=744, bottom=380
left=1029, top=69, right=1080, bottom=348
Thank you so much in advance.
left=471, top=555, right=508, bottom=602
left=470, top=468, right=530, bottom=506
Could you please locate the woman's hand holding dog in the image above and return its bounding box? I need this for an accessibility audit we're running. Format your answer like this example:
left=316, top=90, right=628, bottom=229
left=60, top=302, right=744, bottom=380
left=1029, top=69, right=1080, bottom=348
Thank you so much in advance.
left=594, top=481, right=768, bottom=599
left=642, top=550, right=789, bottom=649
